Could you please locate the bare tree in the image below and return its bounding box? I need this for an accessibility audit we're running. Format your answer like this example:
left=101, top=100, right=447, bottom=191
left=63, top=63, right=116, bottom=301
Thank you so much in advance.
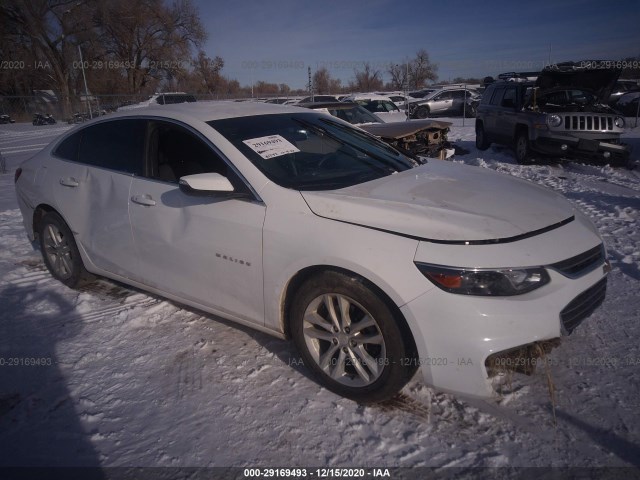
left=388, top=50, right=438, bottom=90
left=0, top=0, right=99, bottom=115
left=96, top=0, right=206, bottom=94
left=353, top=63, right=383, bottom=91
left=313, top=67, right=341, bottom=94
left=313, top=67, right=330, bottom=94
left=388, top=63, right=408, bottom=90
left=191, top=50, right=224, bottom=93
left=409, top=49, right=438, bottom=89
left=279, top=83, right=291, bottom=95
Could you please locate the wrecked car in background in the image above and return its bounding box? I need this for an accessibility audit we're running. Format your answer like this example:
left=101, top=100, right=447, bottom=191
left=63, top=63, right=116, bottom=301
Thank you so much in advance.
left=301, top=101, right=454, bottom=159
left=476, top=61, right=631, bottom=166
left=341, top=93, right=408, bottom=123
left=408, top=87, right=481, bottom=119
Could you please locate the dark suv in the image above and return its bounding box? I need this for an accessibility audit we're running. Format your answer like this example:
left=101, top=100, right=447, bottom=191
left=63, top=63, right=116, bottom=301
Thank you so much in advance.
left=475, top=62, right=631, bottom=166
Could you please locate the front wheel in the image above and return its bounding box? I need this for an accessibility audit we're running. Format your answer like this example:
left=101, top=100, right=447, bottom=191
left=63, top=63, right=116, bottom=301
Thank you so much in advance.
left=515, top=131, right=533, bottom=165
left=415, top=106, right=430, bottom=119
left=39, top=212, right=91, bottom=288
left=290, top=271, right=416, bottom=403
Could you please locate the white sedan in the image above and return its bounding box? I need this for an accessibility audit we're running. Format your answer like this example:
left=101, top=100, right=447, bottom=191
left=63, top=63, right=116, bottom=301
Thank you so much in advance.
left=15, top=102, right=609, bottom=402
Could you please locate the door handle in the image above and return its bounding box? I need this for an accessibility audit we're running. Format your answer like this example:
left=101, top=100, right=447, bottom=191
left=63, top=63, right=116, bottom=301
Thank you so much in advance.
left=131, top=194, right=156, bottom=207
left=59, top=177, right=79, bottom=187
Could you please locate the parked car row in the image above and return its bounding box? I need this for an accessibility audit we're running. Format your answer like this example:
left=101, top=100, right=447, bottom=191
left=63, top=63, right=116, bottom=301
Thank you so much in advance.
left=258, top=87, right=482, bottom=119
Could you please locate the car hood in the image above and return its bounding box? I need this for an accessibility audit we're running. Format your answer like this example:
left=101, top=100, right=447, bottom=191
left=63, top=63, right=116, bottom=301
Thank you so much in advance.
left=359, top=119, right=451, bottom=139
left=374, top=111, right=410, bottom=123
left=300, top=161, right=574, bottom=243
left=536, top=62, right=622, bottom=103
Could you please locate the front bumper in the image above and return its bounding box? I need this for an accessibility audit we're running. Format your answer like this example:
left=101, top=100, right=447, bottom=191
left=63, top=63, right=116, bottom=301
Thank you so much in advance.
left=531, top=133, right=631, bottom=164
left=401, top=264, right=607, bottom=398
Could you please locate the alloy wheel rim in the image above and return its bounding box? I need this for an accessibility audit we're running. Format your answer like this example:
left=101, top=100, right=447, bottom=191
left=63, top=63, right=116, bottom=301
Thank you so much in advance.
left=302, top=293, right=386, bottom=387
left=43, top=224, right=73, bottom=279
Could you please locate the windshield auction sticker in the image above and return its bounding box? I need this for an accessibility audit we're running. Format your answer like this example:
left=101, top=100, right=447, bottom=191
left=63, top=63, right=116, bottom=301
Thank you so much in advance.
left=243, top=135, right=300, bottom=159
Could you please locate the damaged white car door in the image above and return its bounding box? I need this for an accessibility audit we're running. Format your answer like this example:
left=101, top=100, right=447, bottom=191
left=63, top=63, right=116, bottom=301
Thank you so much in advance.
left=50, top=119, right=146, bottom=279
left=128, top=120, right=266, bottom=326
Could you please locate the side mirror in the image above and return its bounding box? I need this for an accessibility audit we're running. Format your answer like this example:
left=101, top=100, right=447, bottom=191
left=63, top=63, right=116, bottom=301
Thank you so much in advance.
left=179, top=172, right=235, bottom=196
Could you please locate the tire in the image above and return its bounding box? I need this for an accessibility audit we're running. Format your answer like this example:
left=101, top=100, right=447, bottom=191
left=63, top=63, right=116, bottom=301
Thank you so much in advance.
left=290, top=271, right=416, bottom=403
left=38, top=212, right=91, bottom=288
left=515, top=130, right=533, bottom=165
left=475, top=123, right=490, bottom=150
left=415, top=106, right=430, bottom=119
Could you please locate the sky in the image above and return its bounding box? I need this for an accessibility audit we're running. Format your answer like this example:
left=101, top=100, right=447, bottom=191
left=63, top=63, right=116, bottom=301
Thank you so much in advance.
left=193, top=0, right=640, bottom=90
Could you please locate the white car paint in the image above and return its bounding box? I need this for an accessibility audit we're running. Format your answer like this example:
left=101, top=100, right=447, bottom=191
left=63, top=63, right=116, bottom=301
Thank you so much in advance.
left=15, top=101, right=609, bottom=400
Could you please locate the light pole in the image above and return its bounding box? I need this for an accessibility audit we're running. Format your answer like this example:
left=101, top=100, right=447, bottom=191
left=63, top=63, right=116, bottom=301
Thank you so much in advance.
left=77, top=46, right=93, bottom=119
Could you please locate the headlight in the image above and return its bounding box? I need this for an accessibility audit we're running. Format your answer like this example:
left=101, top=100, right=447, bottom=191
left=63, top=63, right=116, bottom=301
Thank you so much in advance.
left=415, top=263, right=550, bottom=296
left=547, top=114, right=562, bottom=128
left=614, top=117, right=625, bottom=128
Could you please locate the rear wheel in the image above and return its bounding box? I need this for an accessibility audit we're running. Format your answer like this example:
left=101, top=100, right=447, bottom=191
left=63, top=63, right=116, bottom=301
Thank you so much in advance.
left=475, top=123, right=490, bottom=150
left=290, top=271, right=416, bottom=403
left=39, top=212, right=91, bottom=288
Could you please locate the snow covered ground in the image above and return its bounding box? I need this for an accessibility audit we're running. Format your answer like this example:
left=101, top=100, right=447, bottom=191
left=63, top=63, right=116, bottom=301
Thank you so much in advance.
left=0, top=119, right=639, bottom=472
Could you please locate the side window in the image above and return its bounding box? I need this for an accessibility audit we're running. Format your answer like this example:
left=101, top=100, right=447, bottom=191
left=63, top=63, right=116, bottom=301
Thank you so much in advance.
left=53, top=131, right=82, bottom=161
left=77, top=120, right=146, bottom=174
left=148, top=121, right=230, bottom=184
left=480, top=87, right=495, bottom=105
left=501, top=87, right=517, bottom=106
left=382, top=101, right=399, bottom=112
left=490, top=87, right=506, bottom=106
left=451, top=90, right=466, bottom=99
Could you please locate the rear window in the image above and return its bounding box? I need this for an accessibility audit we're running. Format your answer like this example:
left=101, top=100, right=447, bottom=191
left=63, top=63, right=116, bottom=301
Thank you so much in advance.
left=489, top=87, right=506, bottom=106
left=157, top=94, right=197, bottom=105
left=77, top=120, right=146, bottom=174
left=53, top=131, right=82, bottom=161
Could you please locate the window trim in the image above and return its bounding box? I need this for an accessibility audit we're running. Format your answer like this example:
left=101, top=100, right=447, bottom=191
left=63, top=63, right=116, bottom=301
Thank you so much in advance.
left=139, top=116, right=262, bottom=203
left=51, top=118, right=146, bottom=177
left=50, top=116, right=263, bottom=203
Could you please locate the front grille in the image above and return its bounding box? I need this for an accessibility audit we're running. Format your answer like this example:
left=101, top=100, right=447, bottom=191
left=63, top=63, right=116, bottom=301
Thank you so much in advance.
left=563, top=114, right=614, bottom=131
left=550, top=244, right=605, bottom=278
left=560, top=277, right=607, bottom=334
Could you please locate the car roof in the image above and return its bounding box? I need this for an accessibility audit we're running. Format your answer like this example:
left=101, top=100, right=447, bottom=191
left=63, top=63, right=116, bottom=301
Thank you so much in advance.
left=347, top=93, right=394, bottom=101
left=298, top=101, right=359, bottom=109
left=112, top=100, right=311, bottom=122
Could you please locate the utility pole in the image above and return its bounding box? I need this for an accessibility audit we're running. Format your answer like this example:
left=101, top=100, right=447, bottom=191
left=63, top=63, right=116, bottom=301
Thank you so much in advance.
left=308, top=66, right=313, bottom=101
left=78, top=46, right=93, bottom=119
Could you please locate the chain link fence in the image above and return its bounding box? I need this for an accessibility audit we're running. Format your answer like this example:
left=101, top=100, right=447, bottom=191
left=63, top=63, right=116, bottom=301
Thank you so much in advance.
left=0, top=92, right=276, bottom=123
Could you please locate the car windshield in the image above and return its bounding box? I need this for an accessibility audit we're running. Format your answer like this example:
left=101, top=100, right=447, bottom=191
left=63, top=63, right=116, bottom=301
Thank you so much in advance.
left=325, top=105, right=382, bottom=125
left=208, top=113, right=415, bottom=191
left=355, top=100, right=399, bottom=113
